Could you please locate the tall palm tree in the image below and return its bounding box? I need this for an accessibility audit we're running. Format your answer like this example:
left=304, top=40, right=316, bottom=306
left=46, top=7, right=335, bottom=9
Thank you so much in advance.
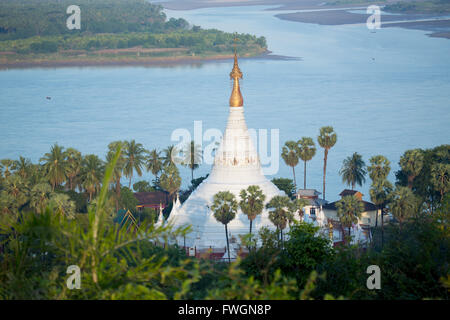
left=146, top=148, right=163, bottom=179
left=281, top=141, right=300, bottom=189
left=298, top=137, right=316, bottom=189
left=181, top=141, right=202, bottom=182
left=399, top=149, right=424, bottom=189
left=239, top=185, right=266, bottom=235
left=335, top=195, right=364, bottom=244
left=317, top=126, right=337, bottom=200
left=40, top=143, right=68, bottom=191
left=29, top=183, right=52, bottom=214
left=0, top=159, right=17, bottom=179
left=123, top=140, right=147, bottom=188
left=431, top=163, right=449, bottom=202
left=107, top=141, right=126, bottom=212
left=159, top=163, right=181, bottom=200
left=369, top=178, right=393, bottom=230
left=368, top=155, right=391, bottom=182
left=266, top=195, right=294, bottom=245
left=64, top=148, right=82, bottom=191
left=81, top=154, right=104, bottom=202
left=15, top=156, right=32, bottom=180
left=388, top=186, right=418, bottom=227
left=163, top=145, right=179, bottom=167
left=211, top=191, right=238, bottom=263
left=339, top=152, right=367, bottom=190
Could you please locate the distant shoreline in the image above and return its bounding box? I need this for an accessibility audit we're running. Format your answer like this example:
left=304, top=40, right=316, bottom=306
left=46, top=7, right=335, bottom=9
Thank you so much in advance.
left=0, top=50, right=299, bottom=70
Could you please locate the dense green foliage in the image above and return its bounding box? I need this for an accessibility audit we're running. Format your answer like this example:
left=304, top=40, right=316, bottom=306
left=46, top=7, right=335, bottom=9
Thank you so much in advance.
left=0, top=0, right=267, bottom=60
left=385, top=0, right=450, bottom=14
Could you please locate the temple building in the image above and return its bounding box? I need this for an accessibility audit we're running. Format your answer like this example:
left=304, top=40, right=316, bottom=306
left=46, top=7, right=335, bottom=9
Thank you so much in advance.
left=167, top=52, right=283, bottom=250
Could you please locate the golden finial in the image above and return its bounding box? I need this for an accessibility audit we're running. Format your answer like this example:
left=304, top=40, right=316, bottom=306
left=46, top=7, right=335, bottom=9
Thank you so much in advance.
left=229, top=35, right=243, bottom=107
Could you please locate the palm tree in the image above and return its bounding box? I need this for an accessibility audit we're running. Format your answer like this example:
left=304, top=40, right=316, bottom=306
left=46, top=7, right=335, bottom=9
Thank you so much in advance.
left=40, top=143, right=68, bottom=191
left=181, top=141, right=202, bottom=182
left=50, top=193, right=75, bottom=218
left=335, top=195, right=364, bottom=244
left=317, top=126, right=337, bottom=200
left=163, top=145, right=179, bottom=167
left=281, top=141, right=300, bottom=189
left=266, top=195, right=294, bottom=244
left=81, top=154, right=104, bottom=202
left=298, top=137, right=316, bottom=189
left=15, top=156, right=32, bottom=180
left=399, top=149, right=424, bottom=189
left=339, top=152, right=367, bottom=190
left=29, top=183, right=52, bottom=214
left=369, top=178, right=393, bottom=238
left=389, top=186, right=418, bottom=227
left=211, top=191, right=238, bottom=263
left=368, top=155, right=391, bottom=182
left=146, top=148, right=163, bottom=179
left=64, top=148, right=82, bottom=191
left=0, top=159, right=17, bottom=179
left=2, top=175, right=29, bottom=210
left=123, top=140, right=147, bottom=188
left=107, top=141, right=126, bottom=212
left=293, top=197, right=309, bottom=221
left=239, top=185, right=266, bottom=235
left=159, top=163, right=182, bottom=201
left=431, top=163, right=449, bottom=202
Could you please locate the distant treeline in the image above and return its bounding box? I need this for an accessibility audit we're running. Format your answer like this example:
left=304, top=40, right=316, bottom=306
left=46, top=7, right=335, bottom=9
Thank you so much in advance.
left=384, top=0, right=450, bottom=14
left=0, top=0, right=267, bottom=56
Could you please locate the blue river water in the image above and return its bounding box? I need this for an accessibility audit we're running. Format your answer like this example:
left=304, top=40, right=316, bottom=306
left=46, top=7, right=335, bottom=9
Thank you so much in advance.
left=0, top=5, right=449, bottom=201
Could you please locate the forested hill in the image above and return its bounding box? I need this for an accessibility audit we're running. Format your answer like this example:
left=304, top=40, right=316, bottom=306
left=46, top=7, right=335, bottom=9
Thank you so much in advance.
left=0, top=0, right=267, bottom=64
left=0, top=0, right=185, bottom=40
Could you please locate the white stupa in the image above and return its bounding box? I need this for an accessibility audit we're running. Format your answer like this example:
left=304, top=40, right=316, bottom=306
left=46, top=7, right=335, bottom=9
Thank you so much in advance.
left=167, top=52, right=283, bottom=249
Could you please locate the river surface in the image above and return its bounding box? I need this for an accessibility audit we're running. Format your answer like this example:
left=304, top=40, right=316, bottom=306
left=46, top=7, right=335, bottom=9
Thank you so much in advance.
left=1, top=5, right=449, bottom=201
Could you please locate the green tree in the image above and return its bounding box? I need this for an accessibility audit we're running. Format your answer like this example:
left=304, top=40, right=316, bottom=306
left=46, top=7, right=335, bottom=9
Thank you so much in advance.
left=133, top=181, right=154, bottom=193
left=317, top=126, right=337, bottom=200
left=271, top=178, right=296, bottom=198
left=298, top=137, right=316, bottom=189
left=181, top=141, right=202, bottom=182
left=159, top=164, right=181, bottom=200
left=266, top=195, right=294, bottom=244
left=40, top=143, right=67, bottom=191
left=49, top=193, right=75, bottom=218
left=107, top=141, right=126, bottom=212
left=81, top=154, right=104, bottom=202
left=368, top=155, right=391, bottom=181
left=239, top=185, right=266, bottom=235
left=15, top=156, right=32, bottom=180
left=163, top=145, right=179, bottom=167
left=335, top=195, right=364, bottom=243
left=123, top=140, right=147, bottom=188
left=389, top=186, right=419, bottom=227
left=211, top=191, right=238, bottom=263
left=399, top=149, right=424, bottom=189
left=339, top=152, right=367, bottom=190
left=146, top=148, right=163, bottom=179
left=281, top=141, right=300, bottom=189
left=0, top=159, right=16, bottom=179
left=369, top=179, right=393, bottom=246
left=431, top=163, right=449, bottom=202
left=29, top=182, right=52, bottom=214
left=64, top=148, right=82, bottom=191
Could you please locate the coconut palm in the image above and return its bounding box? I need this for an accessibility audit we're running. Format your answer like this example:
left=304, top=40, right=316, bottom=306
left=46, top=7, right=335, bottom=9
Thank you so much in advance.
left=159, top=164, right=181, bottom=200
left=146, top=148, right=163, bottom=179
left=239, top=185, right=266, bottom=235
left=388, top=186, right=419, bottom=227
left=0, top=159, right=17, bottom=179
left=298, top=137, right=316, bottom=189
left=339, top=152, right=367, bottom=190
left=399, top=149, right=424, bottom=189
left=281, top=141, right=300, bottom=189
left=123, top=140, right=147, bottom=188
left=81, top=154, right=104, bottom=202
left=15, top=156, right=32, bottom=180
left=266, top=195, right=294, bottom=244
left=40, top=143, right=68, bottom=191
left=181, top=141, right=202, bottom=182
left=29, top=183, right=52, bottom=214
left=163, top=145, right=180, bottom=167
left=335, top=195, right=364, bottom=244
left=368, top=155, right=391, bottom=182
left=317, top=126, right=337, bottom=200
left=107, top=141, right=126, bottom=212
left=431, top=163, right=449, bottom=202
left=211, top=191, right=238, bottom=263
left=64, top=148, right=82, bottom=191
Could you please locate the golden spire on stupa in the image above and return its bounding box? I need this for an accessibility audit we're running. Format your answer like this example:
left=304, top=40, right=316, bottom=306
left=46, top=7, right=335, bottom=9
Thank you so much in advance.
left=229, top=36, right=243, bottom=107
